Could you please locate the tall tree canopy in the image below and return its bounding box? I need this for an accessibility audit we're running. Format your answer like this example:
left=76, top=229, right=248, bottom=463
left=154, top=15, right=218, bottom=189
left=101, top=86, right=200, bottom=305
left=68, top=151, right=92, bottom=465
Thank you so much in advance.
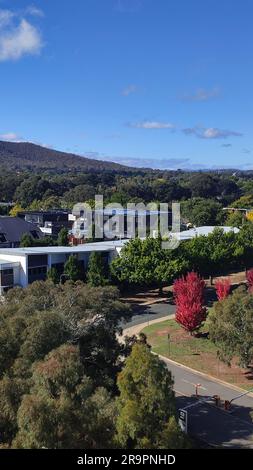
left=0, top=281, right=131, bottom=447
left=111, top=237, right=189, bottom=290
left=209, top=286, right=253, bottom=368
left=115, top=342, right=188, bottom=449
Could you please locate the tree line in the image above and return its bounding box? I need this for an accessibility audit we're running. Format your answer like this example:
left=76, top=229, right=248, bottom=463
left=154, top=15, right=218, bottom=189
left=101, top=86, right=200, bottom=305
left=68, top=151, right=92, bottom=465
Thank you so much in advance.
left=110, top=224, right=253, bottom=291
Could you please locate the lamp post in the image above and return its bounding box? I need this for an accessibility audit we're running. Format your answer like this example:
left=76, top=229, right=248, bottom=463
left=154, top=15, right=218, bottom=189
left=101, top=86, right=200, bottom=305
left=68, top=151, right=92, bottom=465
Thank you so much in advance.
left=168, top=333, right=171, bottom=356
left=195, top=383, right=202, bottom=397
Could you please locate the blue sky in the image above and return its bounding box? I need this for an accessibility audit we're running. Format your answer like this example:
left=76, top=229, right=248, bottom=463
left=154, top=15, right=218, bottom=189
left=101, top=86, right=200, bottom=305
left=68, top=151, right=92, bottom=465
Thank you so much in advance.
left=0, top=0, right=252, bottom=170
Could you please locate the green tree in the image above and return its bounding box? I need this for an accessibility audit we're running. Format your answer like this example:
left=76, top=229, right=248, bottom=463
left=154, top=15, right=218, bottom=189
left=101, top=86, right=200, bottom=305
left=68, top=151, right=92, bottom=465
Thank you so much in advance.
left=111, top=238, right=188, bottom=291
left=87, top=252, right=108, bottom=287
left=225, top=210, right=245, bottom=227
left=115, top=342, right=187, bottom=449
left=47, top=267, right=59, bottom=284
left=231, top=195, right=253, bottom=209
left=14, top=176, right=52, bottom=208
left=57, top=227, right=69, bottom=246
left=20, top=234, right=56, bottom=248
left=20, top=233, right=34, bottom=247
left=0, top=281, right=131, bottom=446
left=181, top=198, right=224, bottom=226
left=234, top=222, right=253, bottom=270
left=14, top=345, right=116, bottom=449
left=209, top=286, right=253, bottom=368
left=64, top=255, right=83, bottom=282
left=0, top=376, right=28, bottom=444
left=9, top=204, right=24, bottom=217
left=183, top=228, right=237, bottom=280
left=188, top=174, right=219, bottom=198
left=41, top=196, right=62, bottom=210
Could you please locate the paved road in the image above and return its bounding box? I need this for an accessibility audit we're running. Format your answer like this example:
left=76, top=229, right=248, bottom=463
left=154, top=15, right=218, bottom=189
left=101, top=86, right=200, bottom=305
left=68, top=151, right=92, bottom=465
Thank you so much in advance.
left=122, top=300, right=175, bottom=329
left=162, top=357, right=253, bottom=448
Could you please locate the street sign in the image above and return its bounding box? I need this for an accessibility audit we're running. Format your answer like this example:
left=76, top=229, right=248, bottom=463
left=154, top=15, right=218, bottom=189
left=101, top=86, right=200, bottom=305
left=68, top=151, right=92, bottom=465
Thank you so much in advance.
left=178, top=409, right=188, bottom=434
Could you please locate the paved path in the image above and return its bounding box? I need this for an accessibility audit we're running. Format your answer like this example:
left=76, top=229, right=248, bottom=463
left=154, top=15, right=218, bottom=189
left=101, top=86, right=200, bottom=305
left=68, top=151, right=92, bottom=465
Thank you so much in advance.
left=121, top=300, right=175, bottom=337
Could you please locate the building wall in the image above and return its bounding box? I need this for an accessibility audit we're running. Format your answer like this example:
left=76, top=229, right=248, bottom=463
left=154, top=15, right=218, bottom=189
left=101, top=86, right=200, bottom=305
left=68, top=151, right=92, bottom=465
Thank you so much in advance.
left=0, top=254, right=28, bottom=287
left=0, top=245, right=121, bottom=290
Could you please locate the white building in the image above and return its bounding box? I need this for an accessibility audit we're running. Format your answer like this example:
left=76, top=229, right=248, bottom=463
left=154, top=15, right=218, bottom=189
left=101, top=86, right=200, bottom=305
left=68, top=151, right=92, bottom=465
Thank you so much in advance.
left=172, top=225, right=240, bottom=241
left=0, top=240, right=127, bottom=295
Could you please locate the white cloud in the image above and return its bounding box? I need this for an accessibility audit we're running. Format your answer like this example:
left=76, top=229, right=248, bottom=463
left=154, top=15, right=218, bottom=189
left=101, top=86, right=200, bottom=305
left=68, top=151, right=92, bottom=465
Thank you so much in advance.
left=26, top=5, right=45, bottom=18
left=0, top=8, right=43, bottom=61
left=0, top=10, right=14, bottom=27
left=128, top=120, right=175, bottom=129
left=181, top=87, right=221, bottom=102
left=121, top=84, right=138, bottom=96
left=0, top=132, right=22, bottom=141
left=183, top=126, right=243, bottom=139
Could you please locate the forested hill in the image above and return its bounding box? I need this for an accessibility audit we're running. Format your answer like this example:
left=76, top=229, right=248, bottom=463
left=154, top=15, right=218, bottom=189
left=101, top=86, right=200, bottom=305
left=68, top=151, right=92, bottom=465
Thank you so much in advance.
left=0, top=140, right=132, bottom=173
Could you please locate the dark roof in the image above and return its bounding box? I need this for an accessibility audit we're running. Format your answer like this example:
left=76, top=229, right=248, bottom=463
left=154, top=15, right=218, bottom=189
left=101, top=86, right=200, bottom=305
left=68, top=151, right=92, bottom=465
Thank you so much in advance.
left=18, top=210, right=70, bottom=216
left=0, top=217, right=43, bottom=243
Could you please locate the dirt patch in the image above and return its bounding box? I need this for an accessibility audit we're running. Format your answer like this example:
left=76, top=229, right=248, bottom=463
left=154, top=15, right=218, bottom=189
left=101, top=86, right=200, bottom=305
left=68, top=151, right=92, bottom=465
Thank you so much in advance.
left=155, top=328, right=171, bottom=337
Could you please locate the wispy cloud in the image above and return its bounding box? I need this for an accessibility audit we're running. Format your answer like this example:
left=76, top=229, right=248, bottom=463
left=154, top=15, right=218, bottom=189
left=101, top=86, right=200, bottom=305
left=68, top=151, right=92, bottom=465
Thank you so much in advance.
left=183, top=126, right=243, bottom=139
left=85, top=151, right=192, bottom=169
left=90, top=152, right=253, bottom=171
left=242, top=148, right=251, bottom=154
left=221, top=143, right=232, bottom=148
left=0, top=10, right=14, bottom=27
left=0, top=132, right=53, bottom=148
left=26, top=5, right=45, bottom=18
left=181, top=87, right=221, bottom=102
left=0, top=132, right=22, bottom=141
left=0, top=7, right=44, bottom=61
left=121, top=84, right=138, bottom=96
left=128, top=120, right=175, bottom=130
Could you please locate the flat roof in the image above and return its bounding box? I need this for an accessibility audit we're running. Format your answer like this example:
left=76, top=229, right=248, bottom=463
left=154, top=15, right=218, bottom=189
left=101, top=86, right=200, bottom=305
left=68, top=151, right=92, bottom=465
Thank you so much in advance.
left=0, top=260, right=20, bottom=269
left=0, top=227, right=239, bottom=257
left=172, top=226, right=239, bottom=240
left=0, top=239, right=128, bottom=256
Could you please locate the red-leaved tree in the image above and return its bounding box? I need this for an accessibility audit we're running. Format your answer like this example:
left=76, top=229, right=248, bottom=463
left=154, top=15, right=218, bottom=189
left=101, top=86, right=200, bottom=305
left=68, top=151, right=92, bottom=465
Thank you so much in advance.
left=173, top=271, right=207, bottom=334
left=246, top=269, right=253, bottom=292
left=215, top=279, right=231, bottom=301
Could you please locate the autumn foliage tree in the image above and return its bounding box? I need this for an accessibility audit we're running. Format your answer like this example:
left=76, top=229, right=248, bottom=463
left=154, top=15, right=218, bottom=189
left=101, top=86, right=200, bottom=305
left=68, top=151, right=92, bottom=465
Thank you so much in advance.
left=215, top=279, right=231, bottom=301
left=246, top=269, right=253, bottom=292
left=173, top=272, right=207, bottom=334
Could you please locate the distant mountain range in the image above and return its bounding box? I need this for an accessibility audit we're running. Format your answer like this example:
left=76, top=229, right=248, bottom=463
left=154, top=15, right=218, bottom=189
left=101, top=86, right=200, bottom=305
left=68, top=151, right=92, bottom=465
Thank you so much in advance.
left=0, top=140, right=133, bottom=173
left=0, top=140, right=245, bottom=175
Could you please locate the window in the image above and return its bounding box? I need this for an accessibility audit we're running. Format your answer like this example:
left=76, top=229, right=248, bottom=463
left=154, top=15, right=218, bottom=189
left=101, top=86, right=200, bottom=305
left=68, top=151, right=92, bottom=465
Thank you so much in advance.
left=0, top=268, right=14, bottom=287
left=28, top=266, right=47, bottom=284
left=0, top=233, right=7, bottom=243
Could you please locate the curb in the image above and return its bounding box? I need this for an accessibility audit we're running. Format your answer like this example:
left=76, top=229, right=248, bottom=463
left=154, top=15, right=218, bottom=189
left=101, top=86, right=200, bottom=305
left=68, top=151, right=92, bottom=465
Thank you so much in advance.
left=158, top=354, right=253, bottom=398
left=122, top=314, right=175, bottom=339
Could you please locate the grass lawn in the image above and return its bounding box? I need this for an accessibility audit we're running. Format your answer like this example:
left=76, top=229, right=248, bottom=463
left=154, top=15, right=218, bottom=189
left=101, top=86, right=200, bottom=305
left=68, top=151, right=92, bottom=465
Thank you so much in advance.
left=142, top=319, right=253, bottom=391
